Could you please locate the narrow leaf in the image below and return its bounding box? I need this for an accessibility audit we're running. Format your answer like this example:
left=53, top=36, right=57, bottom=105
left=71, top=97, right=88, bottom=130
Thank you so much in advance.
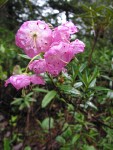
left=3, top=138, right=10, bottom=150
left=11, top=98, right=23, bottom=105
left=18, top=54, right=31, bottom=59
left=41, top=90, right=57, bottom=108
left=33, top=87, right=48, bottom=93
left=92, top=86, right=111, bottom=91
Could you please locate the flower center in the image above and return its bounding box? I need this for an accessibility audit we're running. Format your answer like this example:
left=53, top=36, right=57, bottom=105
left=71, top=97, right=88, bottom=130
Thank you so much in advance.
left=31, top=33, right=38, bottom=48
left=33, top=33, right=37, bottom=38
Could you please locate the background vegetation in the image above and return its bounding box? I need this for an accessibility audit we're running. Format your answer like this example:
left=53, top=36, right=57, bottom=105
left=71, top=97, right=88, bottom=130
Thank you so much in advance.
left=0, top=0, right=113, bottom=149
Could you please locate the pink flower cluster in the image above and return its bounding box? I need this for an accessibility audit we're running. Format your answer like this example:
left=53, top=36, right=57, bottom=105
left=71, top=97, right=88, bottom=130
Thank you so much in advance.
left=5, top=20, right=85, bottom=90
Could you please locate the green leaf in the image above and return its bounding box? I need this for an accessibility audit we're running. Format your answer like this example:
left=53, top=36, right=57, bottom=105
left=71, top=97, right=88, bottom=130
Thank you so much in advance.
left=62, top=123, right=71, bottom=138
left=89, top=67, right=98, bottom=84
left=78, top=72, right=88, bottom=88
left=11, top=116, right=17, bottom=122
left=74, top=82, right=83, bottom=88
left=79, top=63, right=87, bottom=72
left=33, top=87, right=48, bottom=93
left=18, top=54, right=31, bottom=59
left=105, top=6, right=113, bottom=14
left=68, top=88, right=81, bottom=95
left=19, top=103, right=26, bottom=110
left=56, top=136, right=66, bottom=145
left=24, top=146, right=31, bottom=150
left=101, top=75, right=113, bottom=81
left=25, top=92, right=33, bottom=97
left=24, top=100, right=30, bottom=108
left=107, top=91, right=113, bottom=99
left=89, top=78, right=96, bottom=88
left=41, top=117, right=54, bottom=130
left=95, top=5, right=105, bottom=11
left=0, top=44, right=5, bottom=53
left=67, top=104, right=74, bottom=111
left=86, top=101, right=98, bottom=110
left=41, top=90, right=57, bottom=108
left=62, top=127, right=72, bottom=138
left=71, top=134, right=80, bottom=145
left=59, top=85, right=80, bottom=96
left=27, top=98, right=36, bottom=102
left=92, top=86, right=111, bottom=91
left=59, top=85, right=72, bottom=91
left=82, top=145, right=96, bottom=150
left=3, top=138, right=10, bottom=150
left=11, top=98, right=23, bottom=105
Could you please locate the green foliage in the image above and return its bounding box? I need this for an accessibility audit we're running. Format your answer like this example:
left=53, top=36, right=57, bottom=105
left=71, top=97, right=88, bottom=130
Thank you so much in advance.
left=41, top=117, right=54, bottom=130
left=0, top=27, right=28, bottom=81
left=3, top=138, right=11, bottom=150
left=11, top=92, right=36, bottom=110
left=24, top=146, right=31, bottom=150
left=82, top=145, right=96, bottom=150
left=0, top=0, right=8, bottom=7
left=41, top=90, right=57, bottom=108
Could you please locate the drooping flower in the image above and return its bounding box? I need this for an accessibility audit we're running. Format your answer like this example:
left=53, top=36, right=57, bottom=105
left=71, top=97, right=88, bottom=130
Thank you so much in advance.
left=52, top=21, right=78, bottom=42
left=44, top=42, right=74, bottom=76
left=15, top=20, right=52, bottom=58
left=5, top=74, right=45, bottom=90
left=30, top=74, right=45, bottom=85
left=5, top=74, right=31, bottom=90
left=29, top=59, right=46, bottom=74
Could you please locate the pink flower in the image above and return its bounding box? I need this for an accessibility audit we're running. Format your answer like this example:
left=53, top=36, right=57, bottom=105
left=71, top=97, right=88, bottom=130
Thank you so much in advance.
left=70, top=39, right=85, bottom=54
left=5, top=74, right=31, bottom=90
left=52, top=21, right=78, bottom=42
left=15, top=20, right=52, bottom=58
left=29, top=59, right=46, bottom=74
left=62, top=21, right=78, bottom=34
left=44, top=42, right=74, bottom=76
left=5, top=74, right=45, bottom=90
left=30, top=75, right=45, bottom=85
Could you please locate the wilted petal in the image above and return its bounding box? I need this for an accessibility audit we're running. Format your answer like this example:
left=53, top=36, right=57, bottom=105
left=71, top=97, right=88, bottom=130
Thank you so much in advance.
left=5, top=74, right=31, bottom=90
left=30, top=75, right=45, bottom=85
